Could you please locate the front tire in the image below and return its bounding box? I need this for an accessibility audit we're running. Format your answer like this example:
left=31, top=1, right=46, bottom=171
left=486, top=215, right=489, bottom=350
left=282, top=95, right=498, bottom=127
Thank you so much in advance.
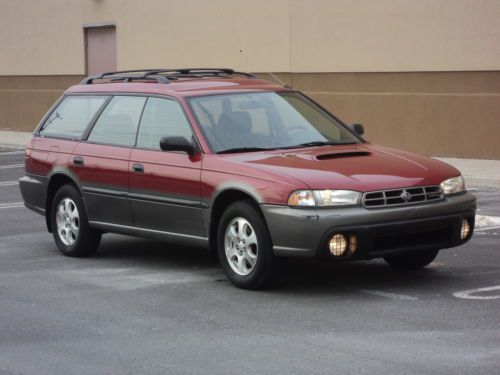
left=384, top=249, right=439, bottom=270
left=217, top=200, right=280, bottom=290
left=51, top=184, right=101, bottom=257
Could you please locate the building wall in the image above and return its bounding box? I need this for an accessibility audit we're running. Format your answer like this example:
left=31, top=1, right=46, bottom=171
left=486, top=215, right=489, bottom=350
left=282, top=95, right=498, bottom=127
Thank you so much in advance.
left=0, top=0, right=499, bottom=158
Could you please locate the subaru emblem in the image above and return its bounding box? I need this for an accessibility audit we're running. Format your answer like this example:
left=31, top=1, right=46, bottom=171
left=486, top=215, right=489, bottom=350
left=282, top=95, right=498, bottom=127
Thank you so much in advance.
left=401, top=190, right=412, bottom=202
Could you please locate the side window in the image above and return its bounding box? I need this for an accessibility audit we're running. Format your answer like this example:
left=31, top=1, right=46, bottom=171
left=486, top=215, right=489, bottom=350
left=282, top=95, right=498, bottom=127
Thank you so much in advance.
left=136, top=97, right=193, bottom=150
left=40, top=96, right=108, bottom=139
left=88, top=96, right=146, bottom=146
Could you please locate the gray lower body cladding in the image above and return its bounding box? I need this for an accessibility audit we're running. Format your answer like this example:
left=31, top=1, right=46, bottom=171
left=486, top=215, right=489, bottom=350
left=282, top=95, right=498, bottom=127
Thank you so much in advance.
left=261, top=192, right=476, bottom=258
left=20, top=172, right=476, bottom=258
left=19, top=173, right=47, bottom=215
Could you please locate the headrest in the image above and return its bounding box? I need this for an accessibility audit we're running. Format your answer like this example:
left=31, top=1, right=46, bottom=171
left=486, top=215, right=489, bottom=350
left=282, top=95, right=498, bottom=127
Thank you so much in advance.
left=217, top=111, right=252, bottom=134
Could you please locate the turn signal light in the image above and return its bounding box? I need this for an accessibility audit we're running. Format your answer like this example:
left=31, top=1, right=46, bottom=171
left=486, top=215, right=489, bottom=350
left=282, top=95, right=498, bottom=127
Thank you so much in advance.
left=460, top=219, right=471, bottom=240
left=349, top=235, right=358, bottom=254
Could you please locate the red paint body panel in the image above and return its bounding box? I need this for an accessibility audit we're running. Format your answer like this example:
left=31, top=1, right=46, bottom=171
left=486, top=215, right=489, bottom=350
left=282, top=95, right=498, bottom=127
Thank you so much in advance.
left=71, top=142, right=131, bottom=190
left=65, top=79, right=284, bottom=96
left=200, top=143, right=460, bottom=196
left=129, top=149, right=202, bottom=197
left=25, top=136, right=77, bottom=176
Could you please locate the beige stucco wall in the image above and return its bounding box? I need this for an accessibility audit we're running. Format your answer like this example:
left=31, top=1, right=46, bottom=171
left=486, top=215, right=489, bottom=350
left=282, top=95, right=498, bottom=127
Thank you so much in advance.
left=1, top=0, right=500, bottom=75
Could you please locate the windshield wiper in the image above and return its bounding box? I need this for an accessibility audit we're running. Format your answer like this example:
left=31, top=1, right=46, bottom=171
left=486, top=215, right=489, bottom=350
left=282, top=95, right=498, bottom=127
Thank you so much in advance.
left=217, top=147, right=271, bottom=154
left=280, top=140, right=359, bottom=149
left=278, top=141, right=338, bottom=149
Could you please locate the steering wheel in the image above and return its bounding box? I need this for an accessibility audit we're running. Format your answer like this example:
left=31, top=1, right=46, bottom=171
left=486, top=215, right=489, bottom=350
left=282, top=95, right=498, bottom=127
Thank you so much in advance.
left=272, top=126, right=308, bottom=146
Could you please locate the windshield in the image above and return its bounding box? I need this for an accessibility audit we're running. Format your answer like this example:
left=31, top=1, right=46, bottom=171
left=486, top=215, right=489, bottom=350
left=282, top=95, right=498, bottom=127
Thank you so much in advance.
left=188, top=91, right=361, bottom=153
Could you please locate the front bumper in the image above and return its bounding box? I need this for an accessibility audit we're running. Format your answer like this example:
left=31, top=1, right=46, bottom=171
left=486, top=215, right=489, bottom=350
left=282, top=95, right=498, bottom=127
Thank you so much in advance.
left=261, top=192, right=476, bottom=259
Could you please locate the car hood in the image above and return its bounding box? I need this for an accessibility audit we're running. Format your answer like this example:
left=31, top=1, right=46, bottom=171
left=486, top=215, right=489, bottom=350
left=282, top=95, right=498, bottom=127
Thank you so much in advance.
left=215, top=143, right=461, bottom=192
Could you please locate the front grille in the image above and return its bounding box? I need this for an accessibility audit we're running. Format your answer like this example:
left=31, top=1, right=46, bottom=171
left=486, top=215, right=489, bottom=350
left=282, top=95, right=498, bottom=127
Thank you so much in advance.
left=363, top=185, right=443, bottom=208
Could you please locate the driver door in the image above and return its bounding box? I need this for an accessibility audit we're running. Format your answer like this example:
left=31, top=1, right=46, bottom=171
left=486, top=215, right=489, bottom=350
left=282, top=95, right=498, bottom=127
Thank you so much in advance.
left=129, top=97, right=204, bottom=237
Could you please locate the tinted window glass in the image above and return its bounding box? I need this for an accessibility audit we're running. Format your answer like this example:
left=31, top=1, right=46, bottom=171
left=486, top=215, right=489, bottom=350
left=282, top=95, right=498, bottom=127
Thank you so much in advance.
left=137, top=98, right=193, bottom=150
left=40, top=96, right=107, bottom=139
left=88, top=96, right=146, bottom=146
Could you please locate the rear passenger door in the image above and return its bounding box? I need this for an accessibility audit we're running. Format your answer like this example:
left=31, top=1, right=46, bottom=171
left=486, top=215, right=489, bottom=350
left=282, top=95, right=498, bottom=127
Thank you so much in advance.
left=72, top=95, right=147, bottom=226
left=129, top=97, right=204, bottom=237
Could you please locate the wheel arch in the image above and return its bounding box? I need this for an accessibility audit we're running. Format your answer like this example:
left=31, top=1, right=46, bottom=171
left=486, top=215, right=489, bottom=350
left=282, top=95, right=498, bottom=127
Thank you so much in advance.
left=207, top=186, right=267, bottom=258
left=45, top=171, right=83, bottom=233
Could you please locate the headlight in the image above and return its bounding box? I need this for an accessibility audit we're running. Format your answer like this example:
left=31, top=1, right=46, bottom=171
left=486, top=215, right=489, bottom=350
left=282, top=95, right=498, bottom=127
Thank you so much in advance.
left=288, top=190, right=362, bottom=207
left=287, top=190, right=315, bottom=206
left=440, top=176, right=466, bottom=195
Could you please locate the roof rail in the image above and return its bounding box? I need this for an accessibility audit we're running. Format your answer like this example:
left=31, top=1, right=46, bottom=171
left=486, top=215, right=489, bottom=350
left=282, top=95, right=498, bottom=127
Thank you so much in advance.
left=80, top=68, right=256, bottom=85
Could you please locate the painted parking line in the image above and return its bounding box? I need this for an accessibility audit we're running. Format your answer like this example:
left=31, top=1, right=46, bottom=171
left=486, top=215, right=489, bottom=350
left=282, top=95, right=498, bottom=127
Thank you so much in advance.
left=360, top=289, right=418, bottom=301
left=453, top=285, right=500, bottom=300
left=0, top=163, right=24, bottom=170
left=0, top=202, right=24, bottom=209
left=0, top=180, right=18, bottom=187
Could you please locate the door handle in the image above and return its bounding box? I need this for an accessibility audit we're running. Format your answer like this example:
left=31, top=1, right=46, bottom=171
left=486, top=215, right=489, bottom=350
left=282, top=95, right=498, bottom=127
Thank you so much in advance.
left=132, top=163, right=144, bottom=173
left=73, top=156, right=84, bottom=166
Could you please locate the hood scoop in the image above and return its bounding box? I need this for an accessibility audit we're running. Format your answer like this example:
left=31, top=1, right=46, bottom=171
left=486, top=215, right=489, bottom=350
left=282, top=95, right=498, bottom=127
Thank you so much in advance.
left=315, top=151, right=371, bottom=160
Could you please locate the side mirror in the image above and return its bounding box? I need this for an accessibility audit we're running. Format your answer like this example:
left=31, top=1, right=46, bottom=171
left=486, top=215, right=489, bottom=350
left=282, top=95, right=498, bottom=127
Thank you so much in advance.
left=159, top=136, right=197, bottom=156
left=349, top=123, right=364, bottom=136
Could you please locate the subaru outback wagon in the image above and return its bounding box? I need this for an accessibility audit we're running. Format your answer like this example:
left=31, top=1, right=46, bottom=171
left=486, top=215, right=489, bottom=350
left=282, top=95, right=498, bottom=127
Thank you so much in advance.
left=20, top=68, right=476, bottom=289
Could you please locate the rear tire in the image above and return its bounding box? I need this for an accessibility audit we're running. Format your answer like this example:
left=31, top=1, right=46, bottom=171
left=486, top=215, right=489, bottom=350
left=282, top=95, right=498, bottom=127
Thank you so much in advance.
left=217, top=200, right=280, bottom=290
left=51, top=184, right=101, bottom=257
left=384, top=249, right=439, bottom=270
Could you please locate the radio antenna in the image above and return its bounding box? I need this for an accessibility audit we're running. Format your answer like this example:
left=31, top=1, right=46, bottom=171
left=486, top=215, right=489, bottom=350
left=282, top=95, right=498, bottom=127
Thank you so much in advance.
left=268, top=73, right=292, bottom=89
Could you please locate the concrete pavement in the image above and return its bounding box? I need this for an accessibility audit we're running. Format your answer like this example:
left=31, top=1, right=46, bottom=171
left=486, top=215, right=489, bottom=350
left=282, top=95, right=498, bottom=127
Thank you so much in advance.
left=1, top=130, right=499, bottom=188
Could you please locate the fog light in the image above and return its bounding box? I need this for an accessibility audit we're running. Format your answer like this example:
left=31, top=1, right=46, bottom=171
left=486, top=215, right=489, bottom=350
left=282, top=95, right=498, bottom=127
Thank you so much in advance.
left=329, top=234, right=347, bottom=256
left=460, top=219, right=471, bottom=240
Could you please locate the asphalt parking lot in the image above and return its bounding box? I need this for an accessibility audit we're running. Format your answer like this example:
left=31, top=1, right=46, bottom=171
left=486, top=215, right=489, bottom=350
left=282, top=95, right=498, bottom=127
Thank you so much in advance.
left=0, top=149, right=499, bottom=375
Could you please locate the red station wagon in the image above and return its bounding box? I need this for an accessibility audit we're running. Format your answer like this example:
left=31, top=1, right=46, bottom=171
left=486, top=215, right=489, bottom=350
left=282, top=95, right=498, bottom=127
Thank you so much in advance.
left=20, top=68, right=476, bottom=289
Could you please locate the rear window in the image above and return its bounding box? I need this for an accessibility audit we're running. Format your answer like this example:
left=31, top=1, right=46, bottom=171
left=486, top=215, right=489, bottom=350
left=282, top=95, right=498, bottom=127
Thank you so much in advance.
left=40, top=96, right=108, bottom=139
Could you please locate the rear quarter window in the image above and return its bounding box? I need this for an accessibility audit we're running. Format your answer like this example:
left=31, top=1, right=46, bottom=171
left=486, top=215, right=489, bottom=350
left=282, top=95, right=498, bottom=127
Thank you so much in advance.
left=39, top=96, right=108, bottom=139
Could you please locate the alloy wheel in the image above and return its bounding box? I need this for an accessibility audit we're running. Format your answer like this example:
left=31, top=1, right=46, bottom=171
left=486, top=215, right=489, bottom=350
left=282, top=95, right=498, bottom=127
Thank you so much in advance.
left=224, top=217, right=258, bottom=276
left=56, top=197, right=80, bottom=246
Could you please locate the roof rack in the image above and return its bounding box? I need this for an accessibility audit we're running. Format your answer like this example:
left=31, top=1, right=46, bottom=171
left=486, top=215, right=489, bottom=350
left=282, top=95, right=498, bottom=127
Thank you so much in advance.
left=80, top=68, right=257, bottom=85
